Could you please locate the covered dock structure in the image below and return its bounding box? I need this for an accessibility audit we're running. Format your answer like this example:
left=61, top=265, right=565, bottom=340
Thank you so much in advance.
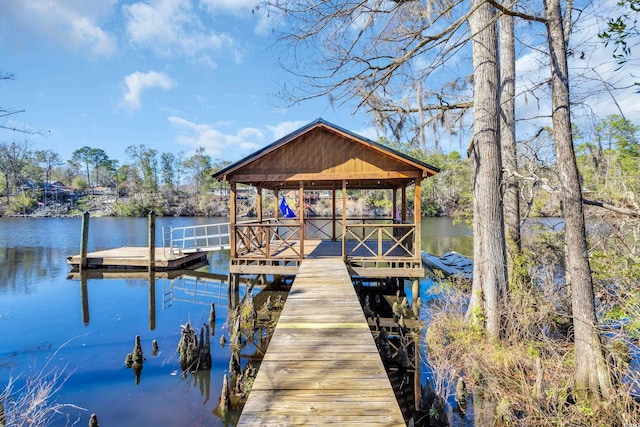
left=213, top=118, right=439, bottom=280
left=214, top=119, right=439, bottom=424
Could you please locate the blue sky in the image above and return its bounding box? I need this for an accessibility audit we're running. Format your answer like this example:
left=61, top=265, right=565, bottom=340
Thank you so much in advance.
left=0, top=0, right=375, bottom=164
left=0, top=0, right=638, bottom=166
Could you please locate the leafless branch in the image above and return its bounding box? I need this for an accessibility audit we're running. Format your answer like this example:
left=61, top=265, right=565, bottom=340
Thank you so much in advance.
left=583, top=198, right=640, bottom=218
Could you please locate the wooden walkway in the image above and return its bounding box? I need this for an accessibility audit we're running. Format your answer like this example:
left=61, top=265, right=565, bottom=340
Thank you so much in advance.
left=238, top=257, right=405, bottom=426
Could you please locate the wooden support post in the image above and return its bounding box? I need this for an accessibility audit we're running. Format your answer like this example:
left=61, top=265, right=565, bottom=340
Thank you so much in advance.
left=257, top=186, right=263, bottom=222
left=342, top=180, right=347, bottom=259
left=231, top=274, right=240, bottom=308
left=80, top=211, right=89, bottom=271
left=414, top=179, right=422, bottom=259
left=299, top=181, right=304, bottom=260
left=227, top=273, right=233, bottom=307
left=332, top=182, right=337, bottom=241
left=392, top=187, right=397, bottom=221
left=401, top=186, right=407, bottom=222
left=414, top=334, right=422, bottom=411
left=148, top=211, right=156, bottom=272
left=230, top=182, right=237, bottom=258
left=257, top=186, right=264, bottom=247
left=412, top=278, right=420, bottom=308
left=274, top=187, right=279, bottom=221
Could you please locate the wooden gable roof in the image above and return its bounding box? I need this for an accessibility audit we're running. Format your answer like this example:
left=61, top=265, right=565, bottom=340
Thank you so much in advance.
left=213, top=118, right=439, bottom=190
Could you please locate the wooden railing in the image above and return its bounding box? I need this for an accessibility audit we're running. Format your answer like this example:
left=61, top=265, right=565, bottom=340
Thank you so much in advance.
left=232, top=217, right=417, bottom=261
left=344, top=221, right=416, bottom=260
left=234, top=219, right=302, bottom=260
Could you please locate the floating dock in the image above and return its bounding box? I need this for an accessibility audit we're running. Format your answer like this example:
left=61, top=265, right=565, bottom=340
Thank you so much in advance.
left=237, top=257, right=405, bottom=426
left=66, top=247, right=207, bottom=271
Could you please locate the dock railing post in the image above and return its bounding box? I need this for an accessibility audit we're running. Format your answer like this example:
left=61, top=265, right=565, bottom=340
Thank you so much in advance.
left=80, top=211, right=90, bottom=271
left=148, top=211, right=156, bottom=272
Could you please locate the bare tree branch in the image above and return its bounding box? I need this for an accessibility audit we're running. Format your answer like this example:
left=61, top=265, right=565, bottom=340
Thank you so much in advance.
left=583, top=198, right=640, bottom=218
left=485, top=0, right=546, bottom=23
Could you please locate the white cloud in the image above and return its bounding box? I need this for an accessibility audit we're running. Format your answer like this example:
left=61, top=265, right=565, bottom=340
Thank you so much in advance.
left=253, top=9, right=279, bottom=36
left=122, top=71, right=176, bottom=109
left=166, top=118, right=383, bottom=162
left=168, top=116, right=266, bottom=159
left=354, top=126, right=379, bottom=142
left=513, top=0, right=640, bottom=138
left=123, top=0, right=237, bottom=63
left=266, top=121, right=308, bottom=140
left=0, top=0, right=117, bottom=56
left=199, top=0, right=260, bottom=13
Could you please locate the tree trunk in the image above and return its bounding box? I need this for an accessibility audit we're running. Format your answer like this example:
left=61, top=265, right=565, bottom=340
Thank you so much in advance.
left=544, top=0, right=612, bottom=400
left=465, top=0, right=508, bottom=338
left=499, top=7, right=521, bottom=282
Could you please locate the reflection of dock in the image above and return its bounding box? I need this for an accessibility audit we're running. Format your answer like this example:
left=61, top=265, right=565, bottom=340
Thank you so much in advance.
left=163, top=272, right=230, bottom=308
left=238, top=257, right=405, bottom=425
left=66, top=247, right=207, bottom=270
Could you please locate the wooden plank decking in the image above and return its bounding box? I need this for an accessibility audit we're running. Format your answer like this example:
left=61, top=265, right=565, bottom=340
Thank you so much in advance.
left=238, top=257, right=405, bottom=426
left=66, top=247, right=207, bottom=270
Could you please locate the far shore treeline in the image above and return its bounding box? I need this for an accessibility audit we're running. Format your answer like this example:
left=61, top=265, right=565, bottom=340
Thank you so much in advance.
left=1, top=114, right=637, bottom=220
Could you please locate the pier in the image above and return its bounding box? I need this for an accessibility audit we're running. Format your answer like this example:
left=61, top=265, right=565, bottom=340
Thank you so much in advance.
left=238, top=257, right=405, bottom=426
left=66, top=219, right=228, bottom=271
left=66, top=247, right=207, bottom=270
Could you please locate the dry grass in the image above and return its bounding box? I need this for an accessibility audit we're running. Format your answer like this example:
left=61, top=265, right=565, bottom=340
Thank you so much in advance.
left=1, top=338, right=86, bottom=426
left=424, top=238, right=640, bottom=426
left=1, top=368, right=84, bottom=427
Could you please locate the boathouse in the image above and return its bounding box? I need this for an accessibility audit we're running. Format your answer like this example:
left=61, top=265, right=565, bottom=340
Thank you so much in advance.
left=213, top=118, right=439, bottom=279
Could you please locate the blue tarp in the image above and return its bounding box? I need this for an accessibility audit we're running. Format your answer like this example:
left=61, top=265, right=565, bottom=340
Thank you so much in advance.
left=279, top=196, right=296, bottom=218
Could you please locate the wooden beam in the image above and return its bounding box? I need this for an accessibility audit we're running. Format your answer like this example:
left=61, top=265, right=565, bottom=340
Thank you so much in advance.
left=299, top=181, right=305, bottom=261
left=228, top=171, right=423, bottom=183
left=230, top=182, right=237, bottom=258
left=392, top=187, right=397, bottom=220
left=80, top=211, right=89, bottom=271
left=401, top=186, right=407, bottom=222
left=332, top=182, right=337, bottom=240
left=342, top=180, right=347, bottom=259
left=414, top=179, right=421, bottom=260
left=257, top=186, right=263, bottom=222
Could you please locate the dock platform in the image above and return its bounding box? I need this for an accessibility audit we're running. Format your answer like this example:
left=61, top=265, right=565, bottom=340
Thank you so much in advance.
left=66, top=247, right=207, bottom=270
left=237, top=257, right=405, bottom=426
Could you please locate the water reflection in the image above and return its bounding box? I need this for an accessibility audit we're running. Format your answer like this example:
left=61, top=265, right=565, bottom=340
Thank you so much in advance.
left=0, top=246, right=67, bottom=294
left=80, top=273, right=89, bottom=325
left=149, top=273, right=156, bottom=331
left=0, top=216, right=474, bottom=426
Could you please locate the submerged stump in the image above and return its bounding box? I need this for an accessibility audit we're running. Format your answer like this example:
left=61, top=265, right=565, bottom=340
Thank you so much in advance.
left=455, top=376, right=467, bottom=413
left=125, top=335, right=145, bottom=384
left=220, top=374, right=231, bottom=416
left=208, top=302, right=216, bottom=337
left=177, top=322, right=212, bottom=372
left=376, top=327, right=392, bottom=364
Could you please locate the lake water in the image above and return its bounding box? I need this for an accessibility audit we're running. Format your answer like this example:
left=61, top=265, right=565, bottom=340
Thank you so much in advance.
left=0, top=216, right=472, bottom=426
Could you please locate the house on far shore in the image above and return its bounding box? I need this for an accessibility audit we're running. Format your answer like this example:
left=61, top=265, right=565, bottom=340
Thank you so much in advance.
left=88, top=181, right=117, bottom=195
